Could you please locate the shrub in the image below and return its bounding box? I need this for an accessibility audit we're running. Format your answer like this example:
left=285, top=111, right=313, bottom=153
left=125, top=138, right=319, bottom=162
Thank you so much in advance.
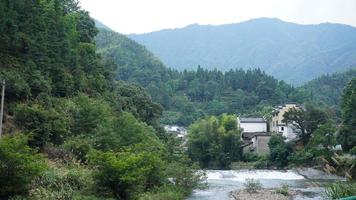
left=253, top=156, right=269, bottom=169
left=0, top=135, right=47, bottom=198
left=28, top=163, right=95, bottom=200
left=89, top=147, right=165, bottom=199
left=325, top=181, right=356, bottom=199
left=275, top=183, right=289, bottom=196
left=63, top=137, right=93, bottom=162
left=350, top=146, right=356, bottom=155
left=243, top=179, right=262, bottom=193
left=138, top=185, right=185, bottom=200
left=288, top=150, right=314, bottom=166
left=243, top=153, right=261, bottom=162
left=268, top=135, right=293, bottom=168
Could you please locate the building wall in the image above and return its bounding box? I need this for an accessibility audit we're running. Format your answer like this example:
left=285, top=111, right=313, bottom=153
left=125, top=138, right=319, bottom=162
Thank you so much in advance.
left=271, top=104, right=299, bottom=138
left=256, top=136, right=271, bottom=155
left=240, top=122, right=267, bottom=133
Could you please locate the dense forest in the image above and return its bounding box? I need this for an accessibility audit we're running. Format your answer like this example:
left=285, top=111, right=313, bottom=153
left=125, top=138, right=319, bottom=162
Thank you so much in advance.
left=96, top=29, right=304, bottom=125
left=300, top=69, right=356, bottom=111
left=0, top=1, right=203, bottom=199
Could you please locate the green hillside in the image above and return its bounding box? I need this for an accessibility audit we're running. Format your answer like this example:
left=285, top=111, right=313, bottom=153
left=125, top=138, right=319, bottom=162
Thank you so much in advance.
left=95, top=29, right=302, bottom=125
left=0, top=1, right=200, bottom=199
left=300, top=68, right=356, bottom=109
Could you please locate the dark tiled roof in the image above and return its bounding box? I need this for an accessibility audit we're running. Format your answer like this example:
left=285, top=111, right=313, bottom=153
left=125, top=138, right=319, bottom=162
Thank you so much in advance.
left=242, top=132, right=270, bottom=139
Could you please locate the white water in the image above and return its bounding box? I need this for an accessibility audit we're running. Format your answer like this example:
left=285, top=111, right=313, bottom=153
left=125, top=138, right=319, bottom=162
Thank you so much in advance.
left=207, top=170, right=304, bottom=181
left=187, top=169, right=337, bottom=200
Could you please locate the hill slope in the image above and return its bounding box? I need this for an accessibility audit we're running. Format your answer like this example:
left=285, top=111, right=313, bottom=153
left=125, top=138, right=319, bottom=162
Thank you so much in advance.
left=95, top=29, right=302, bottom=125
left=300, top=68, right=356, bottom=109
left=130, top=18, right=356, bottom=85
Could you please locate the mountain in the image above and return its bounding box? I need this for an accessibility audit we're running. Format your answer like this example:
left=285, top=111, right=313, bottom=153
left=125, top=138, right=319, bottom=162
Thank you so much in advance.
left=300, top=68, right=356, bottom=109
left=130, top=18, right=356, bottom=85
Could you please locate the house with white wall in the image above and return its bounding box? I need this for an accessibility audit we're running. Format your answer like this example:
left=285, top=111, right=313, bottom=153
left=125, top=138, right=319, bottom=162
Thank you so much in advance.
left=237, top=117, right=271, bottom=155
left=270, top=103, right=303, bottom=141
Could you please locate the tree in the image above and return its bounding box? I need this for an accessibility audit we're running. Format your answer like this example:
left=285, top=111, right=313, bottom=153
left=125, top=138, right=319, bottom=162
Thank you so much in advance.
left=282, top=105, right=328, bottom=145
left=268, top=135, right=293, bottom=168
left=0, top=135, right=47, bottom=198
left=187, top=114, right=242, bottom=169
left=337, top=78, right=356, bottom=152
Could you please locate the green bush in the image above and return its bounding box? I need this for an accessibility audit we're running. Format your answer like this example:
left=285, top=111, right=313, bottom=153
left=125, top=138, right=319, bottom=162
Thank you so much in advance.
left=243, top=179, right=262, bottom=193
left=14, top=104, right=70, bottom=147
left=27, top=163, right=95, bottom=200
left=288, top=150, right=314, bottom=166
left=275, top=183, right=289, bottom=196
left=325, top=181, right=356, bottom=199
left=243, top=153, right=261, bottom=162
left=138, top=185, right=185, bottom=200
left=63, top=137, right=93, bottom=162
left=253, top=156, right=269, bottom=169
left=0, top=135, right=47, bottom=198
left=350, top=146, right=356, bottom=155
left=89, top=147, right=165, bottom=199
left=268, top=135, right=293, bottom=168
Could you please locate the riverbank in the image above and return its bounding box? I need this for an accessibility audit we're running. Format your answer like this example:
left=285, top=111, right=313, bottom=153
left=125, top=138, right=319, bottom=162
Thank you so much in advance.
left=230, top=188, right=298, bottom=200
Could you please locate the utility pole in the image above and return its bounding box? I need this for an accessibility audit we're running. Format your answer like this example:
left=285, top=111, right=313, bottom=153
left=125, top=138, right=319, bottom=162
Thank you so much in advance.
left=0, top=80, right=5, bottom=139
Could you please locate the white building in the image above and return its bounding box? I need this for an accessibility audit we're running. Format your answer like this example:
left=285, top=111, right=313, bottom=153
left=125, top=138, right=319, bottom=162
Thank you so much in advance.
left=237, top=117, right=271, bottom=156
left=237, top=117, right=267, bottom=133
left=271, top=103, right=303, bottom=140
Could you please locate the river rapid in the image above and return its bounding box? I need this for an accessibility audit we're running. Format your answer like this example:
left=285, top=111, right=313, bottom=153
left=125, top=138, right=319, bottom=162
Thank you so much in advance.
left=187, top=169, right=343, bottom=200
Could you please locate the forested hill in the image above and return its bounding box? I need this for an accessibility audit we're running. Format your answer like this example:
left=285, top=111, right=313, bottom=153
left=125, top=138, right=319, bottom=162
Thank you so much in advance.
left=130, top=18, right=356, bottom=85
left=0, top=1, right=203, bottom=199
left=95, top=29, right=170, bottom=85
left=300, top=68, right=356, bottom=109
left=95, top=29, right=301, bottom=125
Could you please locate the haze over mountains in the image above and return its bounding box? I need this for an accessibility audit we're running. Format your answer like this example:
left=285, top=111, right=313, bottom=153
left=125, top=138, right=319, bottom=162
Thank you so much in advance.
left=129, top=18, right=356, bottom=85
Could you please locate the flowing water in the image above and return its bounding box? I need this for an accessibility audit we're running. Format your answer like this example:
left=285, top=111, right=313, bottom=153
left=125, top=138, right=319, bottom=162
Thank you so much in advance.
left=187, top=169, right=342, bottom=200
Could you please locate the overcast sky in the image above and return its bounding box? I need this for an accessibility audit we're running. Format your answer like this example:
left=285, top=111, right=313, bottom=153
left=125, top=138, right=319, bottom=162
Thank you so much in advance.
left=80, top=0, right=356, bottom=34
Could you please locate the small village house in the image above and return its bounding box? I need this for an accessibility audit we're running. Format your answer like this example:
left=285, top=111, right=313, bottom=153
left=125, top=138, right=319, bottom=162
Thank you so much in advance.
left=270, top=103, right=303, bottom=141
left=237, top=117, right=271, bottom=155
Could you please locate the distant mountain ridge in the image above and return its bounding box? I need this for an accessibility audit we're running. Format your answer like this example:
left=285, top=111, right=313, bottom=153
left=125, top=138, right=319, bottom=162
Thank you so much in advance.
left=129, top=18, right=356, bottom=85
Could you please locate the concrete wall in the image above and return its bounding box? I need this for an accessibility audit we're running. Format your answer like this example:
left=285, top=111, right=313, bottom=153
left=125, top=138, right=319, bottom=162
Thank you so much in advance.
left=255, top=135, right=271, bottom=155
left=240, top=122, right=267, bottom=133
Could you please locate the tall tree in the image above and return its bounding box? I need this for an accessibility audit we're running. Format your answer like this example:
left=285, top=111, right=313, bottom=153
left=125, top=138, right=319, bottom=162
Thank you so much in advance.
left=283, top=105, right=328, bottom=145
left=337, top=78, right=356, bottom=152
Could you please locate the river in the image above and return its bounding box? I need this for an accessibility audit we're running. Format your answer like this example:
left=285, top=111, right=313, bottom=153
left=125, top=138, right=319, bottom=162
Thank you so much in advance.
left=187, top=169, right=343, bottom=200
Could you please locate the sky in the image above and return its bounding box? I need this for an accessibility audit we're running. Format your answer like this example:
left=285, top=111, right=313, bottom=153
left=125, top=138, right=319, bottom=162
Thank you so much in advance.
left=80, top=0, right=356, bottom=34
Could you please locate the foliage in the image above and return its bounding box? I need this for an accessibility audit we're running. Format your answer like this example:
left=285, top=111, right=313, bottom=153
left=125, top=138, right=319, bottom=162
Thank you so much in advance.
left=283, top=104, right=329, bottom=145
left=138, top=185, right=185, bottom=200
left=96, top=30, right=302, bottom=125
left=0, top=0, right=205, bottom=199
left=0, top=135, right=47, bottom=198
left=337, top=78, right=356, bottom=152
left=268, top=135, right=293, bottom=168
left=300, top=69, right=356, bottom=114
left=243, top=179, right=262, bottom=193
left=14, top=103, right=70, bottom=148
left=325, top=181, right=356, bottom=199
left=89, top=145, right=166, bottom=199
left=187, top=114, right=243, bottom=169
left=253, top=156, right=270, bottom=169
left=275, top=183, right=289, bottom=196
left=25, top=162, right=96, bottom=200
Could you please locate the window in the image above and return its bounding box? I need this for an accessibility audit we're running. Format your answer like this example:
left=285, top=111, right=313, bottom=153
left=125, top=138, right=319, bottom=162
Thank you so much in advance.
left=281, top=127, right=284, bottom=131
